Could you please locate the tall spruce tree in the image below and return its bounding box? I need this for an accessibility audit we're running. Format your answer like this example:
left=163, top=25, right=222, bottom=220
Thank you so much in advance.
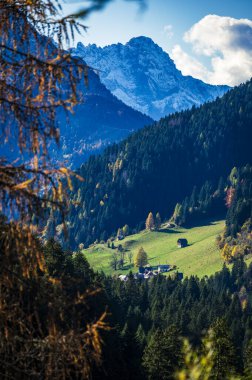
left=155, top=212, right=162, bottom=230
left=209, top=318, right=237, bottom=380
left=244, top=340, right=252, bottom=379
left=142, top=325, right=183, bottom=380
left=136, top=324, right=147, bottom=351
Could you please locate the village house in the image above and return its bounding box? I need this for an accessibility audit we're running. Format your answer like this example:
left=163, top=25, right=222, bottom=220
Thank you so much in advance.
left=138, top=264, right=171, bottom=275
left=158, top=264, right=170, bottom=273
left=139, top=265, right=157, bottom=274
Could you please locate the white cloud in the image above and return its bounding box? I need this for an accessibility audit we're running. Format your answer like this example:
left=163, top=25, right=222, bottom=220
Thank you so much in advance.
left=171, top=15, right=252, bottom=86
left=171, top=45, right=210, bottom=82
left=163, top=24, right=173, bottom=39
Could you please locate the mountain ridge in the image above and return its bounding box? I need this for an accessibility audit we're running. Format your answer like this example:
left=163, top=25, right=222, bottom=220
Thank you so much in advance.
left=1, top=21, right=152, bottom=169
left=72, top=36, right=230, bottom=120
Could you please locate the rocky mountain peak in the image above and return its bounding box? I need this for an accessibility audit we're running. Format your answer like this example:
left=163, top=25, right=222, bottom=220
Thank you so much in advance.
left=72, top=37, right=230, bottom=120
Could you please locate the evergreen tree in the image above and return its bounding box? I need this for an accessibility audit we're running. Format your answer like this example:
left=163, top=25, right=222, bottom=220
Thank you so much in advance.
left=135, top=247, right=148, bottom=267
left=135, top=324, right=146, bottom=351
left=231, top=258, right=247, bottom=289
left=244, top=340, right=252, bottom=379
left=72, top=252, right=92, bottom=286
left=121, top=323, right=143, bottom=379
left=189, top=186, right=197, bottom=209
left=44, top=238, right=65, bottom=277
left=155, top=212, right=162, bottom=230
left=209, top=318, right=237, bottom=379
left=173, top=203, right=182, bottom=225
left=142, top=325, right=183, bottom=380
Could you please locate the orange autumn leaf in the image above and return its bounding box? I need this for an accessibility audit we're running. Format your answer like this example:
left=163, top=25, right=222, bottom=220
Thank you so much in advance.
left=12, top=178, right=34, bottom=190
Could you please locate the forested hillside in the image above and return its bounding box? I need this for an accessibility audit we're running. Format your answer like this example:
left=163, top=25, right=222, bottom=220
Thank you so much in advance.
left=43, top=243, right=252, bottom=380
left=64, top=79, right=252, bottom=248
left=171, top=166, right=252, bottom=232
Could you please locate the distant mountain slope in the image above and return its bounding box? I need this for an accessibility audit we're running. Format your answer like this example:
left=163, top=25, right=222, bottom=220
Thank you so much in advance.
left=57, top=68, right=152, bottom=167
left=65, top=79, right=252, bottom=248
left=1, top=20, right=152, bottom=168
left=72, top=36, right=230, bottom=120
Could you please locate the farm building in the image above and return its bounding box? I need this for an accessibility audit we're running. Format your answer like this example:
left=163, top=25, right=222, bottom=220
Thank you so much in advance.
left=139, top=264, right=170, bottom=274
left=139, top=265, right=158, bottom=274
left=158, top=265, right=170, bottom=273
left=177, top=238, right=188, bottom=248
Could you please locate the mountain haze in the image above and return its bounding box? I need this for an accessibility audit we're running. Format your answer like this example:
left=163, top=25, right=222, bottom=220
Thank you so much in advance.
left=73, top=36, right=230, bottom=120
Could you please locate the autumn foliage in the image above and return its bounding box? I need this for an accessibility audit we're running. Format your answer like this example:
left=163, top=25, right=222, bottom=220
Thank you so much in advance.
left=0, top=1, right=112, bottom=378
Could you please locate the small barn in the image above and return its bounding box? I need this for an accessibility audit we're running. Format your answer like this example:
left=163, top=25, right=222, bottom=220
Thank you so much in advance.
left=177, top=238, right=188, bottom=248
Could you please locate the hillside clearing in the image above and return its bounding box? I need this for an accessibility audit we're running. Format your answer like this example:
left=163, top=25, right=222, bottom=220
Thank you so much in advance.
left=83, top=220, right=252, bottom=278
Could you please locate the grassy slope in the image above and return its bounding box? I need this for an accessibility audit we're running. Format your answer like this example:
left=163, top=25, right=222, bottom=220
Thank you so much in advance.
left=83, top=220, right=252, bottom=278
left=83, top=220, right=224, bottom=277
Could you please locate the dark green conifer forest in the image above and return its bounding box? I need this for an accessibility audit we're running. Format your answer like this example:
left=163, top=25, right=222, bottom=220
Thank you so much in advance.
left=41, top=245, right=252, bottom=379
left=65, top=80, right=252, bottom=248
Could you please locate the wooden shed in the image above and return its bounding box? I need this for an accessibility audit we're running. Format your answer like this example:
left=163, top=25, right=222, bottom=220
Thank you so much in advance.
left=177, top=238, right=188, bottom=248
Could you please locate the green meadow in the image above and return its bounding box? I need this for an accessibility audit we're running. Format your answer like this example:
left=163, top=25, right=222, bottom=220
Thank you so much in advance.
left=83, top=220, right=238, bottom=277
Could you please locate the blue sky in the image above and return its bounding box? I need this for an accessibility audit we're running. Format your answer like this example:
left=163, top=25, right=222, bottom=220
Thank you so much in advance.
left=62, top=0, right=252, bottom=85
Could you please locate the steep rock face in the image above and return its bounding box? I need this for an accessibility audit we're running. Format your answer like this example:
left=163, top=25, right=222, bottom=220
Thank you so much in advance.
left=73, top=36, right=230, bottom=120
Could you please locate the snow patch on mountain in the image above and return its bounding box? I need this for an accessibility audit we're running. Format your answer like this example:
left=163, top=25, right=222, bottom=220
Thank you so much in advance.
left=72, top=36, right=230, bottom=120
